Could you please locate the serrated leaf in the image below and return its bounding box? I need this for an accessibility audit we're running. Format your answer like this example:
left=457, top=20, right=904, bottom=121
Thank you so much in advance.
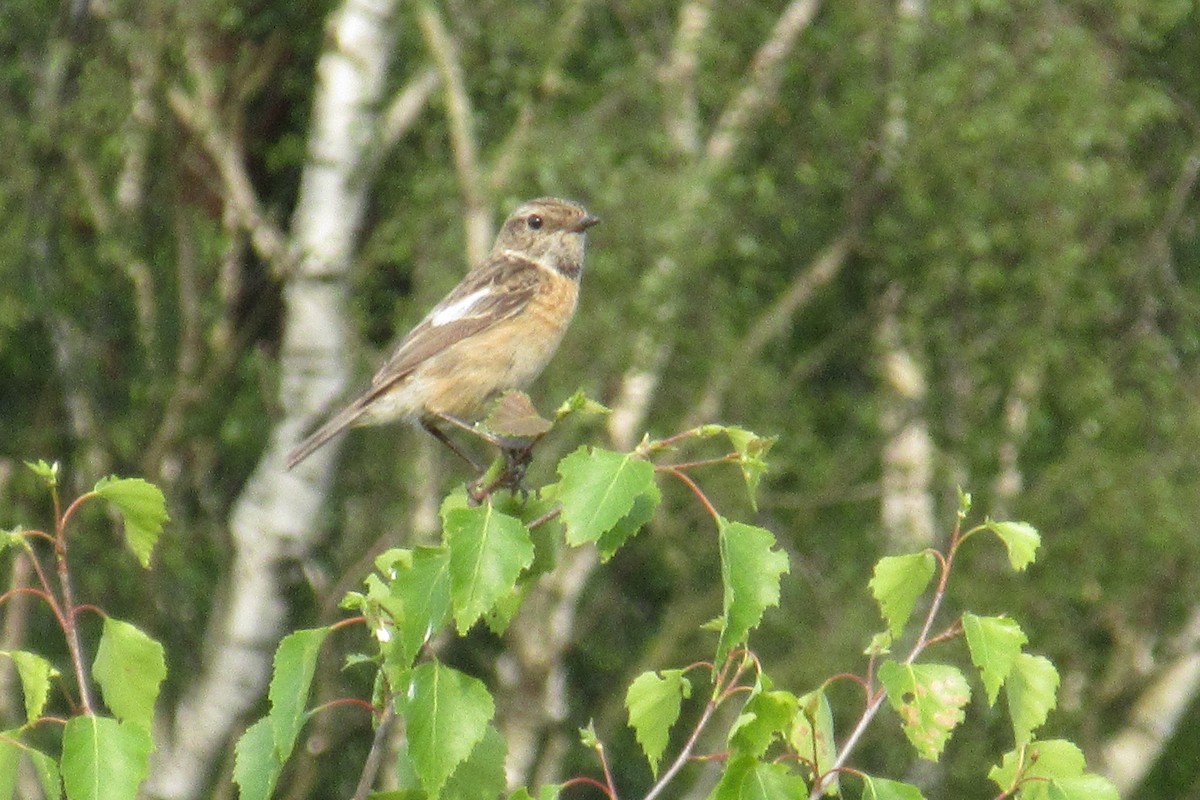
left=791, top=689, right=837, bottom=792
left=557, top=447, right=656, bottom=545
left=24, top=460, right=59, bottom=484
left=709, top=753, right=807, bottom=800
left=268, top=627, right=330, bottom=761
left=878, top=661, right=970, bottom=760
left=729, top=688, right=796, bottom=758
left=553, top=389, right=610, bottom=420
left=717, top=519, right=790, bottom=662
left=443, top=501, right=534, bottom=634
left=92, top=619, right=166, bottom=732
left=481, top=390, right=553, bottom=439
left=510, top=785, right=562, bottom=800
left=3, top=650, right=59, bottom=722
left=0, top=736, right=16, bottom=800
left=869, top=554, right=935, bottom=638
left=404, top=661, right=495, bottom=797
left=596, top=482, right=660, bottom=560
left=388, top=547, right=452, bottom=668
left=92, top=477, right=168, bottom=568
left=233, top=717, right=282, bottom=800
left=1006, top=654, right=1059, bottom=746
left=724, top=427, right=777, bottom=511
left=962, top=614, right=1028, bottom=706
left=579, top=720, right=600, bottom=749
left=984, top=520, right=1040, bottom=571
left=626, top=669, right=692, bottom=776
left=443, top=725, right=507, bottom=800
left=1044, top=774, right=1119, bottom=800
left=61, top=715, right=151, bottom=800
left=29, top=747, right=60, bottom=800
left=989, top=740, right=1086, bottom=793
left=860, top=775, right=926, bottom=800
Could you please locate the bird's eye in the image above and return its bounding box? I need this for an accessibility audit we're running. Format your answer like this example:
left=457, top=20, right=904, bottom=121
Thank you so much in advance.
left=527, top=214, right=544, bottom=230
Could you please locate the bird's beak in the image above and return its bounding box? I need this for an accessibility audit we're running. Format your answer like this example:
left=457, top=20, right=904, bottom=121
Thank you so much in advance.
left=575, top=214, right=601, bottom=232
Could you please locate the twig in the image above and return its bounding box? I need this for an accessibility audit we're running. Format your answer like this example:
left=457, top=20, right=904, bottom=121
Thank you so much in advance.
left=417, top=3, right=491, bottom=265
left=350, top=703, right=395, bottom=800
left=705, top=0, right=822, bottom=169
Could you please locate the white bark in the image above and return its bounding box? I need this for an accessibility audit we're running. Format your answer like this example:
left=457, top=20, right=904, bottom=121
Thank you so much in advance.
left=1100, top=607, right=1200, bottom=795
left=147, top=1, right=398, bottom=795
left=877, top=292, right=934, bottom=549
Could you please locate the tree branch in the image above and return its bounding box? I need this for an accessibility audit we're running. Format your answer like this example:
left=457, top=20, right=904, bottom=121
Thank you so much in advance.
left=417, top=2, right=492, bottom=265
left=705, top=0, right=822, bottom=170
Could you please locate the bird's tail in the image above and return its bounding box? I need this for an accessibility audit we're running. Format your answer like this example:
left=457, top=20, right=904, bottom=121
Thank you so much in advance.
left=286, top=401, right=367, bottom=470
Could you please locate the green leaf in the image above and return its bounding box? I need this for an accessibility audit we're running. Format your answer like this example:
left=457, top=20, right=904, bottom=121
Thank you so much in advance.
left=709, top=753, right=807, bottom=800
left=92, top=477, right=169, bottom=568
left=877, top=661, right=970, bottom=760
left=625, top=669, right=692, bottom=776
left=553, top=389, right=611, bottom=420
left=557, top=447, right=656, bottom=545
left=723, top=426, right=777, bottom=511
left=61, top=715, right=151, bottom=800
left=268, top=627, right=330, bottom=761
left=729, top=686, right=796, bottom=758
left=860, top=775, right=927, bottom=800
left=24, top=459, right=59, bottom=485
left=443, top=501, right=534, bottom=634
left=388, top=546, right=452, bottom=668
left=989, top=740, right=1086, bottom=793
left=92, top=619, right=166, bottom=732
left=2, top=650, right=59, bottom=722
left=984, top=520, right=1040, bottom=571
left=717, top=519, right=789, bottom=662
left=443, top=725, right=507, bottom=800
left=1006, top=654, right=1059, bottom=746
left=962, top=614, right=1028, bottom=706
left=27, top=746, right=60, bottom=800
left=510, top=785, right=562, bottom=800
left=596, top=482, right=661, bottom=560
left=1044, top=774, right=1120, bottom=800
left=404, top=661, right=495, bottom=797
left=0, top=736, right=17, bottom=800
left=869, top=554, right=935, bottom=638
left=233, top=717, right=282, bottom=800
left=0, top=735, right=60, bottom=800
left=790, top=689, right=837, bottom=792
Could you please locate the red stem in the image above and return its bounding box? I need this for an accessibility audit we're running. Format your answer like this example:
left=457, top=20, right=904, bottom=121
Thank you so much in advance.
left=52, top=488, right=96, bottom=715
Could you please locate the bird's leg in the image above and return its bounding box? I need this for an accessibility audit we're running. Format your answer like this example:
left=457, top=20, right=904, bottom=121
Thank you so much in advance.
left=421, top=419, right=483, bottom=471
left=430, top=413, right=541, bottom=502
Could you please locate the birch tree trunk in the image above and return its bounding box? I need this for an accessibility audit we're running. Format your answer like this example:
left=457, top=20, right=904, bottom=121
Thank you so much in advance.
left=148, top=1, right=397, bottom=794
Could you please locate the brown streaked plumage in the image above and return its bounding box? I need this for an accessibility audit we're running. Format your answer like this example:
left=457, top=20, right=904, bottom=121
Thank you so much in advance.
left=286, top=197, right=598, bottom=470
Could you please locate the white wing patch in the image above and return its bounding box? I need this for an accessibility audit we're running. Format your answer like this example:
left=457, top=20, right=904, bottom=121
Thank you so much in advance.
left=429, top=287, right=492, bottom=327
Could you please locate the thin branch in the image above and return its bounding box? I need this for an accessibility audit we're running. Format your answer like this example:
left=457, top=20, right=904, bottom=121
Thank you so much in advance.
left=489, top=0, right=593, bottom=191
left=379, top=67, right=440, bottom=152
left=659, top=0, right=713, bottom=156
left=417, top=2, right=491, bottom=265
left=351, top=703, right=395, bottom=800
left=705, top=0, right=822, bottom=170
left=167, top=41, right=289, bottom=270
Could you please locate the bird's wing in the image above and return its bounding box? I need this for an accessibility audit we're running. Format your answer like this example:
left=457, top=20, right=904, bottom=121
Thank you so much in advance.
left=369, top=253, right=541, bottom=389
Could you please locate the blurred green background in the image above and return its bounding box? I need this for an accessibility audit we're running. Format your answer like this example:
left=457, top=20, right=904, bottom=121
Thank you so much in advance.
left=2, top=0, right=1199, bottom=797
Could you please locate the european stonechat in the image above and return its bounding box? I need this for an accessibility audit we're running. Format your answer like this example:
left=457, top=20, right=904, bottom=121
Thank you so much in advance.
left=286, top=197, right=599, bottom=470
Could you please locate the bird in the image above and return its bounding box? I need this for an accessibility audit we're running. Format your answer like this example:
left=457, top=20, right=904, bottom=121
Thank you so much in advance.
left=286, top=196, right=599, bottom=470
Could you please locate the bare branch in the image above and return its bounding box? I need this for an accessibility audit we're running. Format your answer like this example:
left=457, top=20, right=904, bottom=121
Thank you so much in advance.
left=417, top=2, right=492, bottom=265
left=705, top=0, right=821, bottom=169
left=489, top=0, right=593, bottom=191
left=684, top=232, right=854, bottom=427
left=659, top=0, right=713, bottom=156
left=168, top=41, right=290, bottom=270
left=380, top=66, right=440, bottom=151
